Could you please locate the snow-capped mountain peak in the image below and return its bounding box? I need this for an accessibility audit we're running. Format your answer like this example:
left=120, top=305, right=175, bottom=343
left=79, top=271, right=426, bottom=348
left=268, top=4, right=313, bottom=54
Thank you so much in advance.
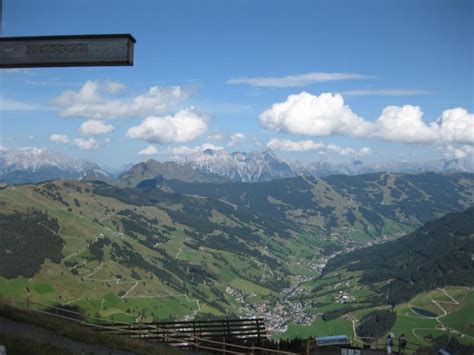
left=0, top=148, right=109, bottom=184
left=184, top=148, right=296, bottom=182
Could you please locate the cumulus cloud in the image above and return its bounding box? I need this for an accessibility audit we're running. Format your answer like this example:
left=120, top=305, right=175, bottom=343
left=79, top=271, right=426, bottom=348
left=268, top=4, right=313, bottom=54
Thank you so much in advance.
left=73, top=138, right=99, bottom=150
left=260, top=92, right=373, bottom=138
left=79, top=120, right=114, bottom=136
left=443, top=145, right=474, bottom=160
left=373, top=106, right=474, bottom=145
left=261, top=92, right=473, bottom=148
left=0, top=143, right=6, bottom=151
left=227, top=72, right=372, bottom=87
left=267, top=138, right=371, bottom=156
left=104, top=80, right=126, bottom=93
left=437, top=108, right=474, bottom=145
left=49, top=134, right=70, bottom=144
left=127, top=108, right=208, bottom=144
left=52, top=80, right=189, bottom=119
left=373, top=105, right=439, bottom=144
left=138, top=145, right=158, bottom=156
left=228, top=132, right=246, bottom=146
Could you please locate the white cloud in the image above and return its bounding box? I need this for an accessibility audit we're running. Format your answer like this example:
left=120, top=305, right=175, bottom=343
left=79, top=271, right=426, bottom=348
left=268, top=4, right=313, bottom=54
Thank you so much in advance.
left=207, top=133, right=224, bottom=142
left=443, top=145, right=474, bottom=160
left=0, top=97, right=43, bottom=111
left=341, top=88, right=431, bottom=96
left=228, top=132, right=246, bottom=146
left=260, top=92, right=373, bottom=138
left=373, top=106, right=474, bottom=145
left=49, top=134, right=70, bottom=144
left=227, top=72, right=372, bottom=87
left=138, top=145, right=158, bottom=156
left=373, top=105, right=439, bottom=144
left=437, top=108, right=474, bottom=145
left=52, top=81, right=189, bottom=119
left=104, top=80, right=126, bottom=93
left=169, top=143, right=224, bottom=158
left=261, top=92, right=474, bottom=148
left=267, top=138, right=325, bottom=152
left=126, top=108, right=208, bottom=144
left=358, top=147, right=372, bottom=156
left=267, top=138, right=371, bottom=156
left=79, top=120, right=114, bottom=136
left=73, top=138, right=99, bottom=150
left=0, top=144, right=6, bottom=151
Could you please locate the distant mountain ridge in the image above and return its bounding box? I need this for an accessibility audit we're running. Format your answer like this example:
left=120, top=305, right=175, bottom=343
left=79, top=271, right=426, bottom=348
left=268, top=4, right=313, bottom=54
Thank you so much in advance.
left=2, top=146, right=474, bottom=185
left=117, top=159, right=228, bottom=186
left=185, top=149, right=296, bottom=182
left=0, top=148, right=109, bottom=184
left=121, top=148, right=474, bottom=186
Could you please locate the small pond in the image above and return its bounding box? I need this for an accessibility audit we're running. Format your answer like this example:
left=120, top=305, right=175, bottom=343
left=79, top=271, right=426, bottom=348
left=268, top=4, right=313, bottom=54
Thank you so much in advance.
left=411, top=307, right=438, bottom=318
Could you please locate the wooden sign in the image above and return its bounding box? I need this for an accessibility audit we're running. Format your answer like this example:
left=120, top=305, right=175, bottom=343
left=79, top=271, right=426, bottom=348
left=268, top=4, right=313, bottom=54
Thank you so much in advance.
left=0, top=34, right=136, bottom=68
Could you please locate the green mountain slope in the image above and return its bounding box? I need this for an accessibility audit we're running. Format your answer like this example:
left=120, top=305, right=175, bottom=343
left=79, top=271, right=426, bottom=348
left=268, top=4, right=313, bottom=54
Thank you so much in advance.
left=323, top=206, right=474, bottom=304
left=0, top=179, right=303, bottom=322
left=280, top=207, right=474, bottom=348
left=116, top=159, right=228, bottom=186
left=157, top=172, right=474, bottom=239
left=0, top=172, right=472, bottom=332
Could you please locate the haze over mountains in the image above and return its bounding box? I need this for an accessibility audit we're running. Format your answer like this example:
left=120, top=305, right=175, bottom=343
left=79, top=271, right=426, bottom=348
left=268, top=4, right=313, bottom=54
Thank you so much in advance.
left=1, top=147, right=474, bottom=185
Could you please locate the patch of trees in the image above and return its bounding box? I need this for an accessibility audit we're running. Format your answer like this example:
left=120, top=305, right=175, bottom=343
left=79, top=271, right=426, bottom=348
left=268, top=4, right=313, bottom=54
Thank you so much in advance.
left=109, top=242, right=186, bottom=293
left=356, top=310, right=396, bottom=338
left=323, top=172, right=471, bottom=227
left=320, top=243, right=343, bottom=256
left=322, top=306, right=359, bottom=321
left=88, top=237, right=111, bottom=262
left=0, top=209, right=63, bottom=278
left=34, top=184, right=69, bottom=207
left=94, top=181, right=296, bottom=240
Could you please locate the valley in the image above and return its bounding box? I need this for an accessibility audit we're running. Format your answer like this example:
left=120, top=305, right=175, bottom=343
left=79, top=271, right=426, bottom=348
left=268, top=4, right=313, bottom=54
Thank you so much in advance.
left=0, top=172, right=473, bottom=351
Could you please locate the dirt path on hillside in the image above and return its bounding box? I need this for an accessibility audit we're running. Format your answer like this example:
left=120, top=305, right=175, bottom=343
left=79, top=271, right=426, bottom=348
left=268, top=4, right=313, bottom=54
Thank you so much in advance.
left=0, top=316, right=137, bottom=355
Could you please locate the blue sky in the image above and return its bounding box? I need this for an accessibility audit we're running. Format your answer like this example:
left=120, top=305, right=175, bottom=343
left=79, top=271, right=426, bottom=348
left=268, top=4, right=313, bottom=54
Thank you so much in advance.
left=0, top=0, right=473, bottom=168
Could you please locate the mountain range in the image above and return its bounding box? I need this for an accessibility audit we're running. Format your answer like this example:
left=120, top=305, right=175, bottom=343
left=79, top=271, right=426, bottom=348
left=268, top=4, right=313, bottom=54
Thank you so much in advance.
left=1, top=147, right=474, bottom=185
left=0, top=148, right=109, bottom=184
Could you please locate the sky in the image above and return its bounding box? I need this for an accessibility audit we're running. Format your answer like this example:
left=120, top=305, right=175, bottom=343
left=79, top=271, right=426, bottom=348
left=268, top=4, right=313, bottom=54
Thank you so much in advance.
left=0, top=0, right=473, bottom=168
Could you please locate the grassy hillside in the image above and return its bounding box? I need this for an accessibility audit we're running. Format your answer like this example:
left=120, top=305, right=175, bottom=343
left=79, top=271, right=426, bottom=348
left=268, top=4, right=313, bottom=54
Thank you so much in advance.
left=0, top=172, right=472, bottom=341
left=162, top=172, right=474, bottom=239
left=323, top=206, right=474, bottom=304
left=278, top=207, right=474, bottom=349
left=116, top=159, right=228, bottom=186
left=0, top=179, right=307, bottom=322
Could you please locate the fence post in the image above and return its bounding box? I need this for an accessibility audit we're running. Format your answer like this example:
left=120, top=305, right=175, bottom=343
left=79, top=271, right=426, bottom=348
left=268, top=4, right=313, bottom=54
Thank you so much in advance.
left=257, top=319, right=261, bottom=342
left=306, top=339, right=311, bottom=355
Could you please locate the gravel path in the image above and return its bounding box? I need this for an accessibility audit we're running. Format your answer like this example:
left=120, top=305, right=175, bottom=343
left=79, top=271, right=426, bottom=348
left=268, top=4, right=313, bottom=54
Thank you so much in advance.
left=0, top=316, right=137, bottom=355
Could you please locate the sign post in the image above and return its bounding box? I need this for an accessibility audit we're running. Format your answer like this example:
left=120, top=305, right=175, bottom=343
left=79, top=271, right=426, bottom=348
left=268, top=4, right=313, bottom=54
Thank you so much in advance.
left=0, top=34, right=136, bottom=68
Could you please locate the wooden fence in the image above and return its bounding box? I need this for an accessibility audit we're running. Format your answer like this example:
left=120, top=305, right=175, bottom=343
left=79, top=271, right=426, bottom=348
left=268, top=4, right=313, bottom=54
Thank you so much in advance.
left=97, top=318, right=267, bottom=344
